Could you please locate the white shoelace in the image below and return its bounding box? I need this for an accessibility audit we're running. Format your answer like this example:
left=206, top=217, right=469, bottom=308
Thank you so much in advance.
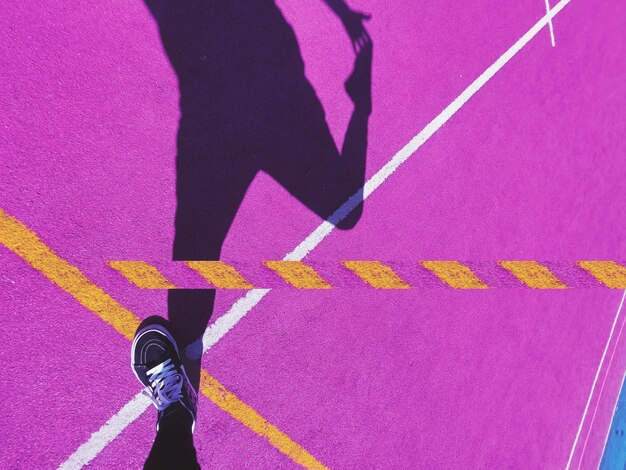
left=143, top=358, right=184, bottom=410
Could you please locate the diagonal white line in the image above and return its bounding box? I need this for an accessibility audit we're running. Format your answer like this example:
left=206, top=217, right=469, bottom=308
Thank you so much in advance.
left=598, top=371, right=626, bottom=467
left=59, top=1, right=573, bottom=467
left=565, top=290, right=626, bottom=469
left=198, top=289, right=270, bottom=352
left=544, top=0, right=557, bottom=46
left=286, top=0, right=570, bottom=261
left=58, top=393, right=151, bottom=470
left=576, top=290, right=626, bottom=468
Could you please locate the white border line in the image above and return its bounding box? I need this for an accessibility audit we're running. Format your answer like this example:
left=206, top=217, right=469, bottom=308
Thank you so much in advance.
left=59, top=1, right=573, bottom=467
left=565, top=290, right=626, bottom=469
left=576, top=290, right=626, bottom=468
left=598, top=371, right=626, bottom=467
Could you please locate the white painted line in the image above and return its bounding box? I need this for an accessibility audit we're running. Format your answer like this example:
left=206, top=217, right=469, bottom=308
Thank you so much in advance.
left=576, top=290, right=626, bottom=469
left=58, top=392, right=151, bottom=470
left=544, top=0, right=557, bottom=46
left=198, top=289, right=271, bottom=353
left=201, top=0, right=574, bottom=349
left=598, top=371, right=626, bottom=467
left=60, top=1, right=573, bottom=467
left=287, top=0, right=571, bottom=261
left=565, top=290, right=626, bottom=470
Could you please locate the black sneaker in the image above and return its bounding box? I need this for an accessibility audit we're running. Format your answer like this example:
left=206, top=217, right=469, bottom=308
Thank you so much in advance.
left=131, top=316, right=198, bottom=432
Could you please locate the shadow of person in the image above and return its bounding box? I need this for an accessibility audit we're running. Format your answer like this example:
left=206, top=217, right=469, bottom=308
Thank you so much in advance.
left=142, top=0, right=371, bottom=467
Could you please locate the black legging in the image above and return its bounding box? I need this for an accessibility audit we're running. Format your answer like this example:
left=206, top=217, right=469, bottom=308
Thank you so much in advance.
left=145, top=414, right=199, bottom=469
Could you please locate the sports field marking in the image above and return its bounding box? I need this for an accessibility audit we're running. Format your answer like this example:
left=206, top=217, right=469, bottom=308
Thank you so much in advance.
left=285, top=0, right=571, bottom=262
left=341, top=261, right=411, bottom=289
left=565, top=290, right=626, bottom=469
left=599, top=372, right=626, bottom=467
left=58, top=392, right=151, bottom=470
left=198, top=0, right=573, bottom=344
left=498, top=261, right=567, bottom=289
left=0, top=209, right=141, bottom=340
left=186, top=261, right=255, bottom=289
left=576, top=290, right=626, bottom=468
left=544, top=0, right=556, bottom=46
left=0, top=208, right=326, bottom=470
left=58, top=371, right=329, bottom=470
left=107, top=260, right=176, bottom=289
left=578, top=261, right=626, bottom=289
left=264, top=261, right=333, bottom=289
left=200, top=370, right=327, bottom=470
left=420, top=261, right=489, bottom=289
left=67, top=0, right=575, bottom=462
left=108, top=260, right=626, bottom=289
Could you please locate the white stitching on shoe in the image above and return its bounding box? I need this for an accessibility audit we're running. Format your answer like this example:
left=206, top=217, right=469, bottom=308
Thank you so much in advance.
left=140, top=338, right=166, bottom=365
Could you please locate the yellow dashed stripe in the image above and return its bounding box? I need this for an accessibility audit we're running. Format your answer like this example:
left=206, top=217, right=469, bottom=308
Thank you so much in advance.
left=264, top=261, right=332, bottom=289
left=186, top=261, right=255, bottom=289
left=1, top=208, right=326, bottom=470
left=0, top=209, right=141, bottom=340
left=200, top=371, right=328, bottom=470
left=342, top=261, right=410, bottom=289
left=420, top=261, right=489, bottom=289
left=107, top=261, right=176, bottom=289
left=578, top=261, right=626, bottom=288
left=499, top=261, right=567, bottom=289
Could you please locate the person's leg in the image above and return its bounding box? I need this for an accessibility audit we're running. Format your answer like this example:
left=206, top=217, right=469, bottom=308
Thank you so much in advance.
left=144, top=412, right=198, bottom=470
left=167, top=124, right=258, bottom=389
left=132, top=316, right=199, bottom=470
left=136, top=119, right=256, bottom=467
left=261, top=45, right=372, bottom=230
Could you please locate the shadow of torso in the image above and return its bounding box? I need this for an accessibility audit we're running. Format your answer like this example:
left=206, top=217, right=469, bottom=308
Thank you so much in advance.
left=145, top=0, right=322, bottom=149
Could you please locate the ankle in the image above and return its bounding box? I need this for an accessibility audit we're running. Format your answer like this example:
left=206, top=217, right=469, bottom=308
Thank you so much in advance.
left=159, top=404, right=194, bottom=434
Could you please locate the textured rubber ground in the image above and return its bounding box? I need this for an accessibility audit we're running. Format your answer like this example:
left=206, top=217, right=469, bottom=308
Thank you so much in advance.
left=1, top=0, right=625, bottom=468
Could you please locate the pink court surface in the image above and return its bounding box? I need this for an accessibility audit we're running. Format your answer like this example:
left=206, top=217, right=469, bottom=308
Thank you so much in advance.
left=2, top=0, right=626, bottom=468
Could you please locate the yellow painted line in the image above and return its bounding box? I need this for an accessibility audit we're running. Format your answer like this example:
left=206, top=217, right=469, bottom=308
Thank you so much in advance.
left=499, top=261, right=567, bottom=289
left=0, top=208, right=140, bottom=340
left=264, top=261, right=332, bottom=289
left=201, top=370, right=328, bottom=470
left=578, top=261, right=626, bottom=288
left=341, top=261, right=411, bottom=289
left=107, top=261, right=176, bottom=289
left=1, top=208, right=326, bottom=470
left=420, top=261, right=489, bottom=289
left=186, top=261, right=255, bottom=289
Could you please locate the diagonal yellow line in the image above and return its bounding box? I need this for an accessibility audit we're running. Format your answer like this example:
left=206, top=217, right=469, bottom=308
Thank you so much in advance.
left=186, top=261, right=255, bottom=289
left=499, top=261, right=567, bottom=289
left=264, top=261, right=332, bottom=289
left=420, top=261, right=489, bottom=289
left=201, top=371, right=327, bottom=470
left=341, top=261, right=411, bottom=289
left=0, top=210, right=141, bottom=340
left=0, top=208, right=327, bottom=470
left=577, top=261, right=626, bottom=289
left=108, top=261, right=177, bottom=289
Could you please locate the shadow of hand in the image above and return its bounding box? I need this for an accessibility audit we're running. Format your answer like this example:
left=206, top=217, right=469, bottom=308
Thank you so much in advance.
left=341, top=10, right=372, bottom=53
